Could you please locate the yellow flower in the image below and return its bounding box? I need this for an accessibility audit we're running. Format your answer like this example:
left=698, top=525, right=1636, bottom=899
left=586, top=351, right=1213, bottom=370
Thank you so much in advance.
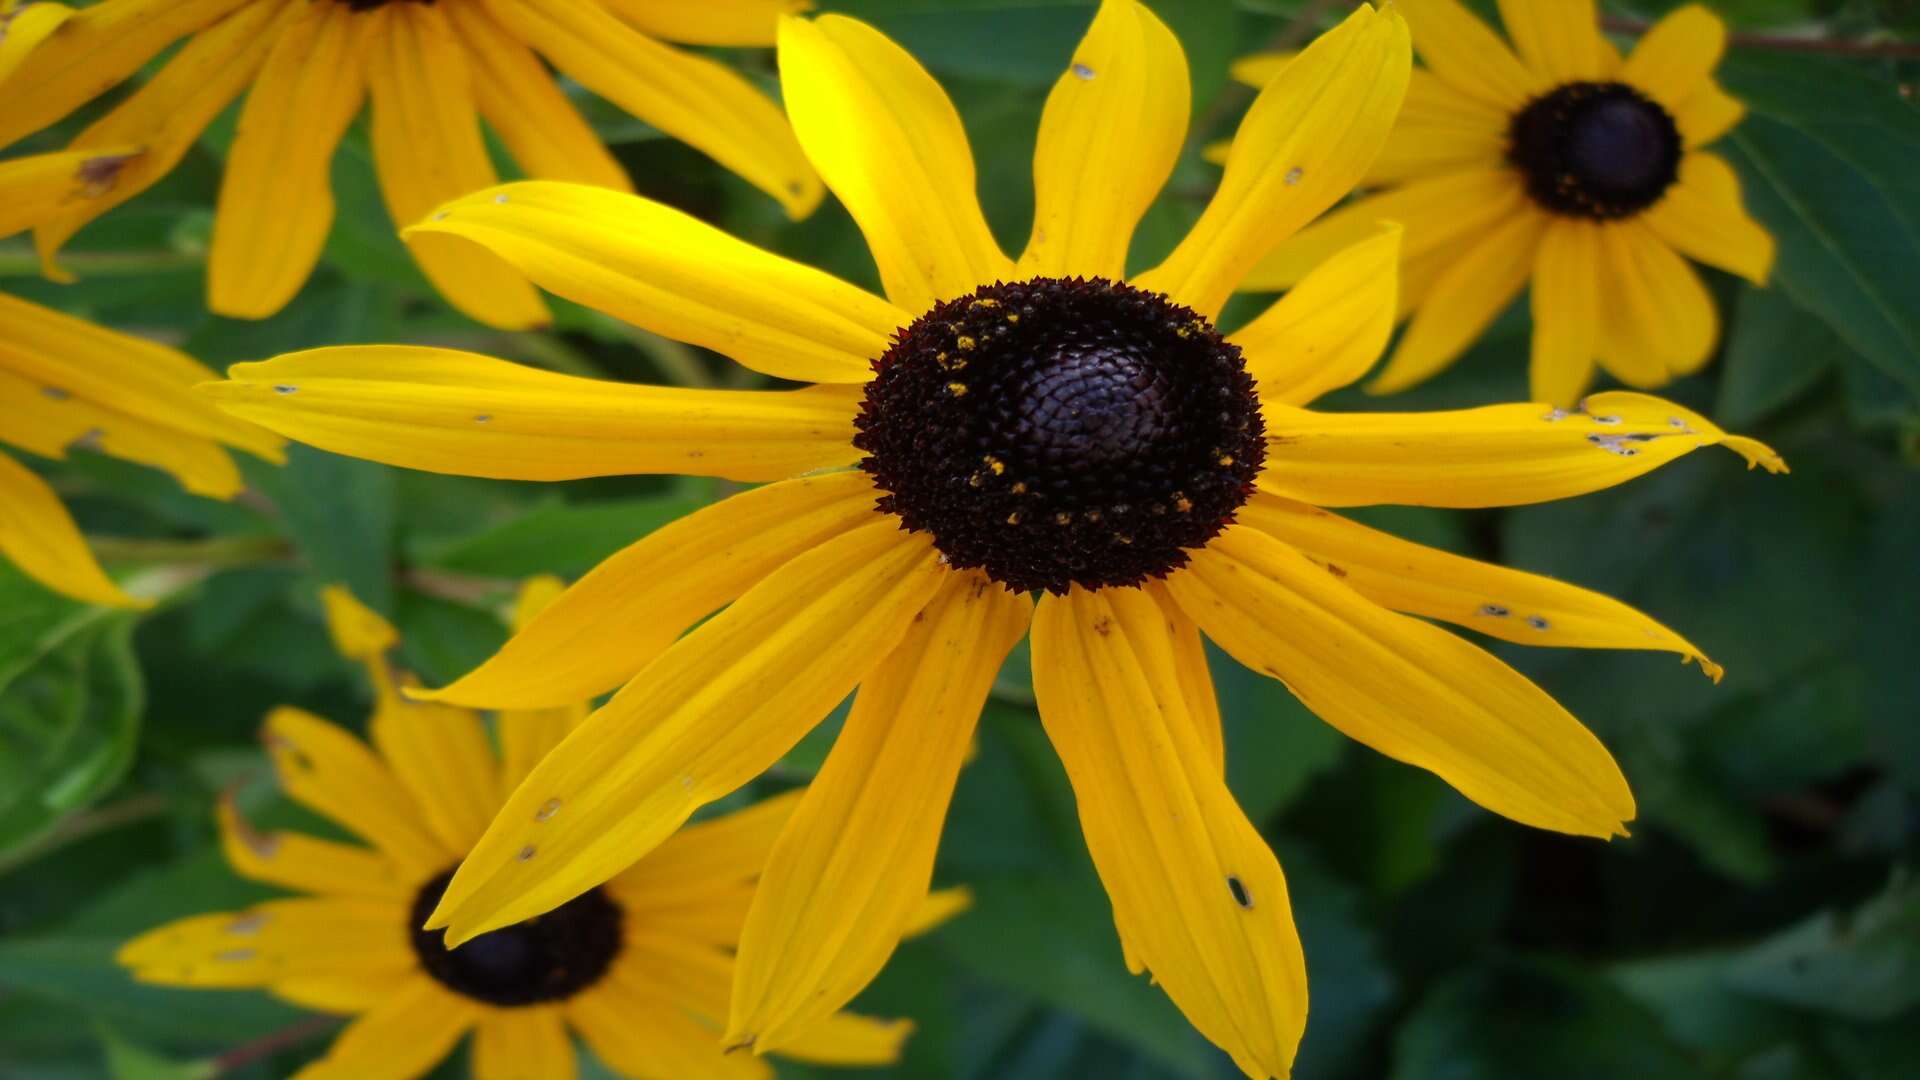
left=1232, top=0, right=1775, bottom=406
left=120, top=581, right=946, bottom=1080
left=0, top=154, right=285, bottom=606
left=0, top=0, right=822, bottom=327
left=200, top=3, right=1784, bottom=1075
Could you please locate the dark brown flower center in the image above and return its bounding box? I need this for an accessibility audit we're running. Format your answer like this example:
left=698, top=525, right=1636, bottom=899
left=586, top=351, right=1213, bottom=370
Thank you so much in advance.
left=409, top=869, right=622, bottom=1006
left=855, top=276, right=1264, bottom=594
left=1509, top=81, right=1682, bottom=220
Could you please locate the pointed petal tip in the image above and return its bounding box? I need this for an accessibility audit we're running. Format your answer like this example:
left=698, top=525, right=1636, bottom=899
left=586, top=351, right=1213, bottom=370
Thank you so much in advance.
left=1691, top=654, right=1726, bottom=684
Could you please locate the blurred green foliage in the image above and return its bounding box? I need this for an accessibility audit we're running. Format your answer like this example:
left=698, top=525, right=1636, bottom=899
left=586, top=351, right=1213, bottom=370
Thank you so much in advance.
left=1, top=1, right=1916, bottom=1078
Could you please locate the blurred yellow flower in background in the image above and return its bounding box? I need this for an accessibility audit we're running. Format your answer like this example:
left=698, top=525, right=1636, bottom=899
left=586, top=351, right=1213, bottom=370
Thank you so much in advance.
left=1231, top=0, right=1774, bottom=405
left=0, top=0, right=822, bottom=327
left=121, top=581, right=953, bottom=1079
left=0, top=150, right=284, bottom=607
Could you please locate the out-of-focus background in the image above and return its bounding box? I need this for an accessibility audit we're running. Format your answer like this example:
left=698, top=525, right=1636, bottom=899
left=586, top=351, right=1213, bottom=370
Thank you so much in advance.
left=2, top=1, right=1916, bottom=1076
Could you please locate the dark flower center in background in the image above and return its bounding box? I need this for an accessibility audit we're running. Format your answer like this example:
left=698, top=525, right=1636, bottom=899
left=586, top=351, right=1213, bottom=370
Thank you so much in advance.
left=340, top=0, right=434, bottom=11
left=856, top=276, right=1264, bottom=595
left=409, top=870, right=622, bottom=1006
left=1509, top=81, right=1681, bottom=220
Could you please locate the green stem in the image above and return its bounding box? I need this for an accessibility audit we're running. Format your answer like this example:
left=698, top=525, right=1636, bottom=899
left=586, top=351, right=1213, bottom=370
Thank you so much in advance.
left=86, top=533, right=290, bottom=569
left=0, top=246, right=203, bottom=277
left=622, top=324, right=716, bottom=389
left=0, top=794, right=171, bottom=877
left=508, top=331, right=606, bottom=379
left=1600, top=15, right=1920, bottom=59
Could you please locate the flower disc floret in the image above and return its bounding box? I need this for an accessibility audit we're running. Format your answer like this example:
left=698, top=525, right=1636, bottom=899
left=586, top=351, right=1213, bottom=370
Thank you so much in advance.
left=855, top=276, right=1265, bottom=594
left=409, top=869, right=622, bottom=1006
left=1508, top=81, right=1682, bottom=220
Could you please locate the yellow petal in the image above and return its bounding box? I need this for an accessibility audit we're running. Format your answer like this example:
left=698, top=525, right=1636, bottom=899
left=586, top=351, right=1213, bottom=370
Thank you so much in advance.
left=902, top=886, right=974, bottom=938
left=472, top=1008, right=575, bottom=1080
left=0, top=451, right=142, bottom=608
left=777, top=12, right=1011, bottom=311
left=567, top=972, right=773, bottom=1080
left=443, top=0, right=631, bottom=192
left=729, top=570, right=1030, bottom=1054
left=1594, top=221, right=1716, bottom=383
left=319, top=584, right=398, bottom=661
left=425, top=471, right=882, bottom=709
left=119, top=897, right=414, bottom=988
left=1170, top=527, right=1637, bottom=837
left=0, top=354, right=243, bottom=500
left=0, top=292, right=284, bottom=463
left=609, top=789, right=805, bottom=909
left=0, top=3, right=73, bottom=87
left=1396, top=0, right=1540, bottom=109
left=1258, top=390, right=1785, bottom=509
left=366, top=3, right=548, bottom=331
left=1620, top=4, right=1726, bottom=108
left=762, top=1012, right=913, bottom=1066
left=1529, top=217, right=1602, bottom=408
left=0, top=147, right=133, bottom=241
left=1136, top=4, right=1410, bottom=316
left=215, top=795, right=408, bottom=900
left=1238, top=168, right=1525, bottom=297
left=1139, top=581, right=1225, bottom=774
left=1031, top=586, right=1307, bottom=1079
left=1672, top=77, right=1744, bottom=148
left=1365, top=118, right=1507, bottom=186
left=620, top=930, right=914, bottom=1066
left=291, top=975, right=478, bottom=1080
left=1403, top=65, right=1511, bottom=129
left=1232, top=222, right=1400, bottom=407
left=1497, top=0, right=1614, bottom=83
left=261, top=706, right=450, bottom=875
left=619, top=881, right=757, bottom=948
left=1369, top=208, right=1545, bottom=395
left=0, top=0, right=248, bottom=151
left=1641, top=152, right=1773, bottom=285
left=598, top=0, right=805, bottom=46
left=481, top=0, right=820, bottom=218
left=370, top=696, right=500, bottom=857
left=428, top=522, right=944, bottom=946
left=32, top=0, right=288, bottom=272
left=1237, top=493, right=1724, bottom=679
left=496, top=575, right=588, bottom=796
left=1020, top=0, right=1188, bottom=280
left=270, top=973, right=393, bottom=1015
left=207, top=0, right=369, bottom=319
left=1228, top=49, right=1292, bottom=89
left=409, top=181, right=902, bottom=384
left=203, top=345, right=863, bottom=482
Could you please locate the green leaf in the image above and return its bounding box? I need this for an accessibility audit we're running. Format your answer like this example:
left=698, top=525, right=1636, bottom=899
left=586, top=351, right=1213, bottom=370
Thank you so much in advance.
left=393, top=588, right=510, bottom=690
left=936, top=871, right=1220, bottom=1078
left=1392, top=958, right=1698, bottom=1079
left=0, top=569, right=145, bottom=859
left=1716, top=286, right=1843, bottom=429
left=0, top=849, right=300, bottom=1050
left=422, top=495, right=703, bottom=579
left=243, top=446, right=397, bottom=614
left=1725, top=871, right=1920, bottom=1022
left=1719, top=51, right=1920, bottom=395
left=96, top=1025, right=213, bottom=1080
left=1210, top=643, right=1346, bottom=825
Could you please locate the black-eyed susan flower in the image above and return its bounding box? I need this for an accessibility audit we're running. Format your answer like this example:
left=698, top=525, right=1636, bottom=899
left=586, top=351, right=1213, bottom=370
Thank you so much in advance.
left=0, top=0, right=821, bottom=328
left=0, top=153, right=285, bottom=606
left=121, top=581, right=946, bottom=1079
left=1232, top=0, right=1774, bottom=406
left=199, top=3, right=1785, bottom=1075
